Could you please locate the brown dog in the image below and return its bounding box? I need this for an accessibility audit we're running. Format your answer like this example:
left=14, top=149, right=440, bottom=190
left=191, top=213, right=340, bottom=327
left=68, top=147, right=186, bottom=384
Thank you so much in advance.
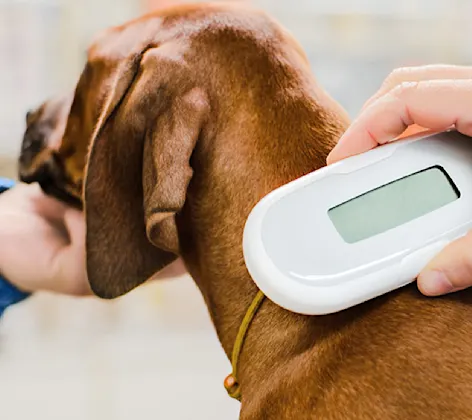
left=22, top=3, right=472, bottom=419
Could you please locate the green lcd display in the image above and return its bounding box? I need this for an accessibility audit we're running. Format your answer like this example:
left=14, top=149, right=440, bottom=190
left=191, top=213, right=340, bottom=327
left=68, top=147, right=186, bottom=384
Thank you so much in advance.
left=328, top=166, right=460, bottom=244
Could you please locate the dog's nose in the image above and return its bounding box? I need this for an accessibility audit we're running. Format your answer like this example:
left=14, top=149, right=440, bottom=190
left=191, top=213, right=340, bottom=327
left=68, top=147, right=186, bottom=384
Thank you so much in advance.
left=33, top=156, right=55, bottom=186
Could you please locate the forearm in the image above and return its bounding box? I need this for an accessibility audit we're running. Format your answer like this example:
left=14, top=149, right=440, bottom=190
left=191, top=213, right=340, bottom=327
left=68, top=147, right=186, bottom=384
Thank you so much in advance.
left=0, top=274, right=31, bottom=317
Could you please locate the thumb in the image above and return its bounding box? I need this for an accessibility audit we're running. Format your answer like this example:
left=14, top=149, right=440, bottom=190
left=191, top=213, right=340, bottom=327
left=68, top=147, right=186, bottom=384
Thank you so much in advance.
left=418, top=232, right=472, bottom=296
left=52, top=208, right=90, bottom=296
left=63, top=207, right=85, bottom=247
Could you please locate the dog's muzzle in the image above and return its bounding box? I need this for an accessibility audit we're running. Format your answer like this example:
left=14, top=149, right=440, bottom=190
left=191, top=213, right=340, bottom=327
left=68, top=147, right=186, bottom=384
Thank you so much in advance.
left=20, top=153, right=83, bottom=209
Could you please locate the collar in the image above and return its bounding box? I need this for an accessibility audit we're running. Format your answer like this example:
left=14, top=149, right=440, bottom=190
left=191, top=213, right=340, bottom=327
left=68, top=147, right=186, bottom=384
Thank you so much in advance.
left=224, top=290, right=266, bottom=401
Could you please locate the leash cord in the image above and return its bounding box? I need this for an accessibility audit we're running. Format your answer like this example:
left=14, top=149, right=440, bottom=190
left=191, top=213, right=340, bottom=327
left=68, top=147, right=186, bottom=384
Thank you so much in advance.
left=224, top=290, right=266, bottom=401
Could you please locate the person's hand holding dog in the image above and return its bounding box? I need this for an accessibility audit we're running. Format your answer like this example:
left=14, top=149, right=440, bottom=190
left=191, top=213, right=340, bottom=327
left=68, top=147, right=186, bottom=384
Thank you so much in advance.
left=0, top=181, right=187, bottom=300
left=0, top=182, right=90, bottom=296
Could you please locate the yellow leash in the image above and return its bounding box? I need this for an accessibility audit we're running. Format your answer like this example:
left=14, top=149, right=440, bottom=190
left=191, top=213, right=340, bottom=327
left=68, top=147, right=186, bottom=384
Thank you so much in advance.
left=224, top=290, right=266, bottom=401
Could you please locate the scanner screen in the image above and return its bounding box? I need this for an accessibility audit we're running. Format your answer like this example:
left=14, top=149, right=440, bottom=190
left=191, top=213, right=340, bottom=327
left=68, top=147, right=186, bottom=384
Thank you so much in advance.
left=328, top=166, right=460, bottom=243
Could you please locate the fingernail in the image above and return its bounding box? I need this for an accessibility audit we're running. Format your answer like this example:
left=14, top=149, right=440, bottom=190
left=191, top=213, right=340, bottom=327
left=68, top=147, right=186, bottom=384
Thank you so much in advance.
left=419, top=270, right=453, bottom=296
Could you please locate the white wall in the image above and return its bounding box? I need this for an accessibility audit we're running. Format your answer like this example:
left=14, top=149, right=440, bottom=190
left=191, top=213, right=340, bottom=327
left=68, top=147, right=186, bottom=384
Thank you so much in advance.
left=0, top=0, right=142, bottom=157
left=1, top=0, right=471, bottom=157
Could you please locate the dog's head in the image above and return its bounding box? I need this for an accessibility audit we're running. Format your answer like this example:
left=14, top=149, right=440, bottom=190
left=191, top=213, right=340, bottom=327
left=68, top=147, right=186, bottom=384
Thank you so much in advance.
left=18, top=31, right=125, bottom=208
left=18, top=93, right=85, bottom=206
left=50, top=4, right=348, bottom=300
left=55, top=6, right=212, bottom=299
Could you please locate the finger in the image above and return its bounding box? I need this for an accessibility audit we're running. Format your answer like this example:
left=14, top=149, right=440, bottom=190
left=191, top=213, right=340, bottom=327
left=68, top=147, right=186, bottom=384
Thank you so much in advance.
left=395, top=124, right=431, bottom=140
left=418, top=232, right=472, bottom=296
left=26, top=183, right=70, bottom=222
left=0, top=183, right=67, bottom=221
left=153, top=258, right=187, bottom=280
left=362, top=65, right=472, bottom=111
left=327, top=79, right=472, bottom=164
left=51, top=208, right=90, bottom=296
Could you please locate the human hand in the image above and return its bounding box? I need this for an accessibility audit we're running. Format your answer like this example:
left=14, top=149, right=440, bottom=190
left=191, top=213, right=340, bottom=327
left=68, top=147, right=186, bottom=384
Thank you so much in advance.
left=326, top=65, right=472, bottom=297
left=0, top=182, right=90, bottom=296
left=0, top=182, right=188, bottom=297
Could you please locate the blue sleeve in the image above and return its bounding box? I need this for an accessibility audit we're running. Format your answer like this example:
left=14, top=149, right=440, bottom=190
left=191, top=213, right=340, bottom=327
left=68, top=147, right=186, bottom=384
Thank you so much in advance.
left=0, top=178, right=31, bottom=318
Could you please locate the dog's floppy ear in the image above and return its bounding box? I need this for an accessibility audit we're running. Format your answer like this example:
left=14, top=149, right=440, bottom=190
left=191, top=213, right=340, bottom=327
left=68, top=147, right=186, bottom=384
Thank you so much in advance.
left=84, top=46, right=209, bottom=298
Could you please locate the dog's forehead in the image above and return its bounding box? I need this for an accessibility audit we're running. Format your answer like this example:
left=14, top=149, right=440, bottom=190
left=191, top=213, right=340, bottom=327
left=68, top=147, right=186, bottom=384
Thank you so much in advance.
left=87, top=17, right=163, bottom=66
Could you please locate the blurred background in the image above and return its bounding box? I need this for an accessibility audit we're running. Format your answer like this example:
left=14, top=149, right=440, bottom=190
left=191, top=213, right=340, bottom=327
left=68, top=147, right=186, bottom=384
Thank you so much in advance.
left=0, top=0, right=471, bottom=419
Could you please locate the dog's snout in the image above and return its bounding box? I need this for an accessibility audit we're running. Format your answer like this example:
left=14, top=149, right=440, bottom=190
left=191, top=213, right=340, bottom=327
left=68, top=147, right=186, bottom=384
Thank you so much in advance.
left=22, top=152, right=83, bottom=208
left=19, top=151, right=55, bottom=183
left=34, top=157, right=56, bottom=186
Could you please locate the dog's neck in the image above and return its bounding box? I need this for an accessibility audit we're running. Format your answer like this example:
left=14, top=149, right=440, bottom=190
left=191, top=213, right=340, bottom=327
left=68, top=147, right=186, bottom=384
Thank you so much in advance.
left=180, top=99, right=351, bottom=403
